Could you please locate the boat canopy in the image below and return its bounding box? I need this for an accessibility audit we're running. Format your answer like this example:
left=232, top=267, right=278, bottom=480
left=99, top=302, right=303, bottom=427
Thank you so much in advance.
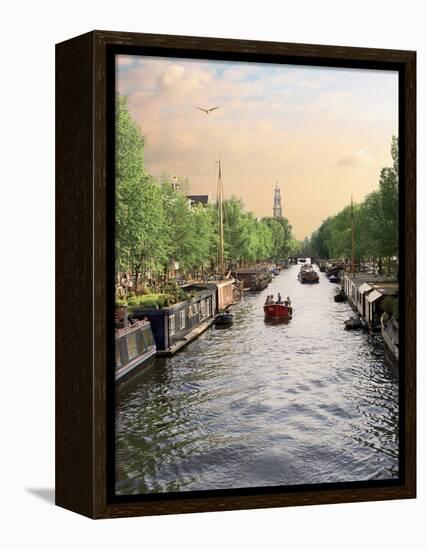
left=358, top=283, right=373, bottom=294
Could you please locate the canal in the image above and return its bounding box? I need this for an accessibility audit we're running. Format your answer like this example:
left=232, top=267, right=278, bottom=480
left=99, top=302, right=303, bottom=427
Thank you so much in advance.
left=115, top=264, right=399, bottom=495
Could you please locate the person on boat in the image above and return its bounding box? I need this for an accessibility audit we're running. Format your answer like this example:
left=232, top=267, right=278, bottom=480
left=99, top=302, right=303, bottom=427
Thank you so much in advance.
left=265, top=295, right=271, bottom=305
left=284, top=296, right=291, bottom=306
left=270, top=294, right=274, bottom=304
left=277, top=293, right=282, bottom=304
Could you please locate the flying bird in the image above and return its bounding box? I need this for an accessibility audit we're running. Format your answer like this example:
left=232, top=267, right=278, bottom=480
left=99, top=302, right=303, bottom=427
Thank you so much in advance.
left=195, top=106, right=220, bottom=115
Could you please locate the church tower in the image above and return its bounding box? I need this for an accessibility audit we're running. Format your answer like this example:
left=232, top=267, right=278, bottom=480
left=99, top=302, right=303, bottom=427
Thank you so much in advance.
left=273, top=182, right=283, bottom=218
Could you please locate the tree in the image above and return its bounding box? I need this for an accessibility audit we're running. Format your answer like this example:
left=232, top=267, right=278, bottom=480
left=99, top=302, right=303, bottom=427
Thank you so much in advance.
left=378, top=135, right=399, bottom=258
left=309, top=135, right=399, bottom=272
left=115, top=95, right=169, bottom=276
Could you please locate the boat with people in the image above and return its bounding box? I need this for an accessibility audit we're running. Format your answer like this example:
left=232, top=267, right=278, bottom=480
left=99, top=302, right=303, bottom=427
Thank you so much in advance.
left=297, top=264, right=319, bottom=284
left=263, top=294, right=293, bottom=319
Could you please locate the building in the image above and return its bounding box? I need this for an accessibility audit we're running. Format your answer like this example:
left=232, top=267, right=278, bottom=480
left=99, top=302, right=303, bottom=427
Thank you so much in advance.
left=186, top=194, right=210, bottom=207
left=273, top=183, right=283, bottom=218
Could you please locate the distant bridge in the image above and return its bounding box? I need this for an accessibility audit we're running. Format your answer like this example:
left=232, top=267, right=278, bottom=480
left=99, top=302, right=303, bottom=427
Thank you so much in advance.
left=288, top=254, right=315, bottom=260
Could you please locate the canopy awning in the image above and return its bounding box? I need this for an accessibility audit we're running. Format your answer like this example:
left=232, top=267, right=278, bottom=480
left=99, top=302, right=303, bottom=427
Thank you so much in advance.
left=359, top=283, right=373, bottom=294
left=366, top=289, right=383, bottom=303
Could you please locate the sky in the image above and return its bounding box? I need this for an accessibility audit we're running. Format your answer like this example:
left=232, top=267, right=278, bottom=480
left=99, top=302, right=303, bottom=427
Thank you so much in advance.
left=117, top=55, right=398, bottom=240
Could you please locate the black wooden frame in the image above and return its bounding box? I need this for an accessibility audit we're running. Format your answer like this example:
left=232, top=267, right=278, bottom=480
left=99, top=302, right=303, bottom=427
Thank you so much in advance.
left=56, top=30, right=416, bottom=519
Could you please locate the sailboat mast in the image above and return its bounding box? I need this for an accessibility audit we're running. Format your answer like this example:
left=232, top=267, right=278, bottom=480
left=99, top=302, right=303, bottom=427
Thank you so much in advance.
left=351, top=194, right=355, bottom=274
left=218, top=158, right=225, bottom=275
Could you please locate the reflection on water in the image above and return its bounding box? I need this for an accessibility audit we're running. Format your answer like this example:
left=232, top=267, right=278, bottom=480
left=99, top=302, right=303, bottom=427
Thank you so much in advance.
left=115, top=265, right=399, bottom=495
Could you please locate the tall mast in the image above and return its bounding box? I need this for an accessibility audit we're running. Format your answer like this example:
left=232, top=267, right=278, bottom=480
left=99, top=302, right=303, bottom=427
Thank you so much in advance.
left=217, top=157, right=225, bottom=275
left=351, top=194, right=355, bottom=275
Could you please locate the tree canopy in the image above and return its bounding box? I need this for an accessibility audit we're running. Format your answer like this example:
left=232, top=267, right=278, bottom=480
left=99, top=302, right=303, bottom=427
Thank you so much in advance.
left=308, top=136, right=399, bottom=268
left=115, top=94, right=299, bottom=282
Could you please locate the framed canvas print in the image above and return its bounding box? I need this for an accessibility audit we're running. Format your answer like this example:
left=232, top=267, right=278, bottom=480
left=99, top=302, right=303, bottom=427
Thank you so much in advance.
left=56, top=30, right=416, bottom=518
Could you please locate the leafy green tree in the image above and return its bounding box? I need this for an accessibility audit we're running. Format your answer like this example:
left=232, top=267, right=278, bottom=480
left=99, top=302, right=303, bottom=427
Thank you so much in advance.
left=309, top=136, right=399, bottom=272
left=115, top=95, right=169, bottom=276
left=116, top=92, right=301, bottom=287
left=378, top=135, right=399, bottom=258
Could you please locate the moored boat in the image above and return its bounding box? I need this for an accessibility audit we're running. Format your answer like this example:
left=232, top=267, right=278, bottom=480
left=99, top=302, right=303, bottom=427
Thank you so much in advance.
left=326, top=263, right=345, bottom=278
left=264, top=303, right=293, bottom=319
left=334, top=290, right=346, bottom=302
left=132, top=284, right=217, bottom=356
left=214, top=312, right=234, bottom=326
left=328, top=274, right=339, bottom=283
left=235, top=267, right=271, bottom=291
left=381, top=314, right=399, bottom=370
left=115, top=317, right=156, bottom=383
left=344, top=316, right=362, bottom=330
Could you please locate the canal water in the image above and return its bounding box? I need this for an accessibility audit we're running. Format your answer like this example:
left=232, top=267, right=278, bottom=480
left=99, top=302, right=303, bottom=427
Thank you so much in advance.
left=115, top=264, right=399, bottom=495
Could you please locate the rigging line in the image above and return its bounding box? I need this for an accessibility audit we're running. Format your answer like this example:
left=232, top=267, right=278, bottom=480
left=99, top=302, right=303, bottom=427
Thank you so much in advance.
left=212, top=160, right=218, bottom=203
left=222, top=180, right=232, bottom=250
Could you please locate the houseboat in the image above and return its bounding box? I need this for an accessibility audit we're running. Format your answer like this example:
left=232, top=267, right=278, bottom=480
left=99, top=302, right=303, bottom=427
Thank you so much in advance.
left=115, top=314, right=156, bottom=383
left=132, top=284, right=217, bottom=356
left=207, top=278, right=236, bottom=311
left=381, top=314, right=399, bottom=370
left=234, top=267, right=271, bottom=291
left=342, top=272, right=398, bottom=332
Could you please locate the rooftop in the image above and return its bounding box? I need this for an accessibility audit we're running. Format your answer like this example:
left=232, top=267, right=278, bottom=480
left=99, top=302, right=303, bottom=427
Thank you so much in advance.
left=342, top=272, right=397, bottom=289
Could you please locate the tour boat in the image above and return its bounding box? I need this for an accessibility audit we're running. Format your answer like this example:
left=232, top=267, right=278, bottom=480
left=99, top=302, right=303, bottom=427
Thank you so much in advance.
left=115, top=317, right=156, bottom=383
left=298, top=266, right=319, bottom=284
left=264, top=303, right=293, bottom=319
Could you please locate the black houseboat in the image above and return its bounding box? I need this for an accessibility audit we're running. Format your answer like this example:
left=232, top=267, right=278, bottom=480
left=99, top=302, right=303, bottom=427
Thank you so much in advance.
left=132, top=284, right=217, bottom=355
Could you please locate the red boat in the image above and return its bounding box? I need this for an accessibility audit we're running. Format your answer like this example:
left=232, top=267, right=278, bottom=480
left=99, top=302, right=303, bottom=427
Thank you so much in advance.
left=263, top=303, right=293, bottom=319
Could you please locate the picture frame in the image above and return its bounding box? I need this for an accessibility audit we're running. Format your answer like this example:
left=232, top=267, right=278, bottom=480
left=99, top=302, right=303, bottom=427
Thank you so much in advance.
left=56, top=30, right=416, bottom=519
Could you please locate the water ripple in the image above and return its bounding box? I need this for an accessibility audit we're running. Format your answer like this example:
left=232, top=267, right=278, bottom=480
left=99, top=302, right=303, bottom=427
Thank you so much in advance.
left=116, top=265, right=399, bottom=494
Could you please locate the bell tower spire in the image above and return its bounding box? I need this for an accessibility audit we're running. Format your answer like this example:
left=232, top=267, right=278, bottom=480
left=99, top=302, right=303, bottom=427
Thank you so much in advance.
left=273, top=182, right=283, bottom=218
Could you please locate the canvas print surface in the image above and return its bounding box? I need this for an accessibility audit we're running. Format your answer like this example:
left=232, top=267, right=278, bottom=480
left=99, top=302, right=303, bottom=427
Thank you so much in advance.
left=114, top=55, right=400, bottom=496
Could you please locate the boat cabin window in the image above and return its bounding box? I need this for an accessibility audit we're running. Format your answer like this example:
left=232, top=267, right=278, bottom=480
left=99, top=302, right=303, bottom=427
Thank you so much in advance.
left=200, top=300, right=207, bottom=320
left=115, top=342, right=122, bottom=368
left=179, top=309, right=186, bottom=330
left=126, top=332, right=139, bottom=361
left=143, top=327, right=155, bottom=349
left=188, top=303, right=198, bottom=318
left=169, top=314, right=175, bottom=336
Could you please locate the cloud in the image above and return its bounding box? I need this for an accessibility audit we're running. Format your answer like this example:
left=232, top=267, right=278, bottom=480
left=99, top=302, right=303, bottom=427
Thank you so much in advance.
left=116, top=57, right=398, bottom=238
left=336, top=149, right=374, bottom=167
left=117, top=56, right=134, bottom=68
